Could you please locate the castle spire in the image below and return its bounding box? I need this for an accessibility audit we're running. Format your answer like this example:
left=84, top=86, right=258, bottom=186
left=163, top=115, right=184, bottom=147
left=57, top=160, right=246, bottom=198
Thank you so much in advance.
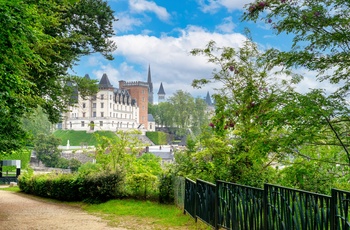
left=157, top=82, right=166, bottom=103
left=147, top=65, right=154, bottom=104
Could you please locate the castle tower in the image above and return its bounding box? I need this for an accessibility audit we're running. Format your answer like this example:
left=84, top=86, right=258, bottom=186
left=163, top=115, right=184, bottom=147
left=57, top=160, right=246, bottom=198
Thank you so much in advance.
left=147, top=65, right=154, bottom=104
left=119, top=80, right=149, bottom=129
left=157, top=82, right=166, bottom=103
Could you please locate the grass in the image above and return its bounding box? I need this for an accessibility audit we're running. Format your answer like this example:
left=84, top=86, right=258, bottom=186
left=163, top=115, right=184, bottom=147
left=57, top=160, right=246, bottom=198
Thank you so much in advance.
left=0, top=186, right=21, bottom=192
left=53, top=130, right=118, bottom=146
left=83, top=199, right=211, bottom=230
left=1, top=186, right=210, bottom=229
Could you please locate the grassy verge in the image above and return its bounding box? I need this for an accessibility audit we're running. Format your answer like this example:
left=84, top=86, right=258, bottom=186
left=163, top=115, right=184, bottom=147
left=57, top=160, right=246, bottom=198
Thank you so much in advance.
left=83, top=199, right=211, bottom=230
left=0, top=186, right=21, bottom=192
left=1, top=186, right=210, bottom=229
left=53, top=130, right=118, bottom=146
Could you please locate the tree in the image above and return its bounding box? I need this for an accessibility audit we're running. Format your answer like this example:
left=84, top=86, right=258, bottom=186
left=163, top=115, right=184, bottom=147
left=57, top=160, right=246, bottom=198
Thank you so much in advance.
left=33, top=134, right=62, bottom=167
left=242, top=0, right=350, bottom=96
left=22, top=107, right=53, bottom=146
left=0, top=0, right=116, bottom=153
left=94, top=130, right=145, bottom=172
left=186, top=39, right=350, bottom=190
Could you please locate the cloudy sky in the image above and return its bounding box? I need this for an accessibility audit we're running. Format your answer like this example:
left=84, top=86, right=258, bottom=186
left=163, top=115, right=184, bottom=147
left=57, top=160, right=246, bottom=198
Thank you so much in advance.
left=70, top=0, right=335, bottom=103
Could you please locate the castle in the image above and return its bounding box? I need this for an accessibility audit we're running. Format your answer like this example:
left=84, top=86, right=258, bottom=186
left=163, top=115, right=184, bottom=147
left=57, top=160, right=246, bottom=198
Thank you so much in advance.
left=61, top=66, right=164, bottom=133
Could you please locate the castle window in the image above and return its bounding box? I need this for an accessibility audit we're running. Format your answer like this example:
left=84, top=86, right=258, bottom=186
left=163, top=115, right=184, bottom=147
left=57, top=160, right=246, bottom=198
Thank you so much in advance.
left=92, top=95, right=96, bottom=100
left=101, top=94, right=104, bottom=100
left=110, top=103, right=112, bottom=109
left=100, top=121, right=103, bottom=126
left=110, top=95, right=112, bottom=100
left=101, top=103, right=104, bottom=108
left=101, top=112, right=104, bottom=117
left=83, top=112, right=86, bottom=117
left=93, top=103, right=96, bottom=108
left=93, top=112, right=96, bottom=117
left=81, top=121, right=85, bottom=127
left=82, top=103, right=86, bottom=108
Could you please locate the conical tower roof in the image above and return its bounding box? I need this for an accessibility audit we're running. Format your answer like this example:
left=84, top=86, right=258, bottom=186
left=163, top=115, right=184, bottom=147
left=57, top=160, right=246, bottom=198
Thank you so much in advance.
left=99, top=73, right=113, bottom=89
left=205, top=91, right=213, bottom=106
left=157, top=82, right=165, bottom=95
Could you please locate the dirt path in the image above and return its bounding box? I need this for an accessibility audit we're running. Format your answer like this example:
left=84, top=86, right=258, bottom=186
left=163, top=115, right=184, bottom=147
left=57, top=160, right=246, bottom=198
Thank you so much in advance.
left=0, top=189, right=125, bottom=230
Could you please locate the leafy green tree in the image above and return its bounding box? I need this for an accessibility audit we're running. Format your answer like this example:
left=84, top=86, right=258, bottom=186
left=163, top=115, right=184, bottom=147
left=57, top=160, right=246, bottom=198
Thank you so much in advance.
left=22, top=107, right=52, bottom=146
left=242, top=0, right=350, bottom=96
left=186, top=38, right=350, bottom=190
left=185, top=39, right=307, bottom=186
left=94, top=130, right=145, bottom=172
left=33, top=134, right=62, bottom=167
left=0, top=0, right=116, bottom=154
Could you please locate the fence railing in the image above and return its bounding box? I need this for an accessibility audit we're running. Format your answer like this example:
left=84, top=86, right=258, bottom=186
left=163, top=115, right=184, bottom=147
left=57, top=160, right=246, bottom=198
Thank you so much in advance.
left=183, top=178, right=350, bottom=230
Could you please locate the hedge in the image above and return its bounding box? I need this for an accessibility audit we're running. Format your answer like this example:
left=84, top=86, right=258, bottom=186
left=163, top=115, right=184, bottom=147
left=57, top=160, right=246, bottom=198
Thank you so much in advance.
left=18, top=170, right=125, bottom=203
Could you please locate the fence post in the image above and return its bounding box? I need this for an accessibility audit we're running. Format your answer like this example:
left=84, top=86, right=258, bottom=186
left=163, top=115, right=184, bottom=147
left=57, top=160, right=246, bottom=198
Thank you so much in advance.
left=215, top=180, right=219, bottom=230
left=330, top=189, right=335, bottom=230
left=194, top=179, right=197, bottom=223
left=263, top=184, right=268, bottom=230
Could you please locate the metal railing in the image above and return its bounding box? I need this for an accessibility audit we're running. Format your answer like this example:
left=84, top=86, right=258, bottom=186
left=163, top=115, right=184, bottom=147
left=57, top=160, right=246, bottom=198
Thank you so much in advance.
left=217, top=181, right=264, bottom=230
left=183, top=178, right=350, bottom=230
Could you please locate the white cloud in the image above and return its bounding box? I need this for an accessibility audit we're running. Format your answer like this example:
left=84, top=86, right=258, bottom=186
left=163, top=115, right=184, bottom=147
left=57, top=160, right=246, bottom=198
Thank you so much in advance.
left=129, top=0, right=171, bottom=22
left=105, top=25, right=247, bottom=100
left=197, top=0, right=255, bottom=13
left=114, top=12, right=144, bottom=33
left=215, top=17, right=236, bottom=33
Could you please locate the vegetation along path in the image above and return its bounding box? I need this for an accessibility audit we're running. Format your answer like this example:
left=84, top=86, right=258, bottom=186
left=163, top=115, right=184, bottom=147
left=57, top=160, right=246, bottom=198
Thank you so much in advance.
left=0, top=189, right=124, bottom=230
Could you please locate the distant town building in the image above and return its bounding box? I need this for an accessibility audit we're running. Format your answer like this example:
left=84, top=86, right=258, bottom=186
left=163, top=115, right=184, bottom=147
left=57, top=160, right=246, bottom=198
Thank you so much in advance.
left=157, top=82, right=166, bottom=103
left=205, top=91, right=215, bottom=118
left=61, top=66, right=160, bottom=133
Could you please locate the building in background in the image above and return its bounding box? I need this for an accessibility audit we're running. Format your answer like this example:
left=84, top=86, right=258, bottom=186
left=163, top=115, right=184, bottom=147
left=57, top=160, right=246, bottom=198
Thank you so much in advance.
left=62, top=74, right=141, bottom=132
left=157, top=82, right=166, bottom=103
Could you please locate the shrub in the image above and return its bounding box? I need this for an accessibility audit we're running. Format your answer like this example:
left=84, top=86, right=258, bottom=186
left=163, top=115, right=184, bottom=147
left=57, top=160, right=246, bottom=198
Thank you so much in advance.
left=158, top=172, right=174, bottom=204
left=126, top=173, right=158, bottom=200
left=18, top=168, right=125, bottom=203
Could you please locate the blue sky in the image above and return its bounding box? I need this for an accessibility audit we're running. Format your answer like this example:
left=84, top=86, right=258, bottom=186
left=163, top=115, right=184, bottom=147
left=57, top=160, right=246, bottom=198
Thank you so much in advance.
left=70, top=0, right=335, bottom=103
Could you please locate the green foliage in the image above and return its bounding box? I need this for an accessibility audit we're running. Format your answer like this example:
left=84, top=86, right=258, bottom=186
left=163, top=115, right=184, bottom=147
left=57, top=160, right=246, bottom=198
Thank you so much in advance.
left=18, top=169, right=125, bottom=203
left=150, top=92, right=209, bottom=137
left=126, top=153, right=163, bottom=199
left=95, top=130, right=144, bottom=172
left=21, top=107, right=52, bottom=146
left=0, top=0, right=116, bottom=153
left=0, top=148, right=31, bottom=170
left=53, top=130, right=117, bottom=146
left=243, top=0, right=350, bottom=96
left=146, top=131, right=168, bottom=145
left=158, top=171, right=175, bottom=204
left=33, top=134, right=61, bottom=167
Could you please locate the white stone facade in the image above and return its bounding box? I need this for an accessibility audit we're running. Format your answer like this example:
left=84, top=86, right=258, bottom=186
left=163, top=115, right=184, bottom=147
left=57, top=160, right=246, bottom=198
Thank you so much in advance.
left=62, top=88, right=141, bottom=132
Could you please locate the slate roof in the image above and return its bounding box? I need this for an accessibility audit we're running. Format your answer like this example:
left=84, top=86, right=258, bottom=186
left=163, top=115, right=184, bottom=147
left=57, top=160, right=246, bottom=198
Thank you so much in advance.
left=157, top=82, right=165, bottom=95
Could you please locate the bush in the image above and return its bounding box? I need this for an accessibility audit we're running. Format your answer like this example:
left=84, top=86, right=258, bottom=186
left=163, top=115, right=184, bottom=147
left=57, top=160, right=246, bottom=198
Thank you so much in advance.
left=77, top=170, right=125, bottom=203
left=18, top=168, right=125, bottom=203
left=158, top=172, right=174, bottom=204
left=126, top=173, right=158, bottom=200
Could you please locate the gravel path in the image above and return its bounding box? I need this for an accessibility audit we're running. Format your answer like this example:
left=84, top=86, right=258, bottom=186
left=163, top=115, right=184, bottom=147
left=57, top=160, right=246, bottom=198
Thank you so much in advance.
left=0, top=189, right=125, bottom=230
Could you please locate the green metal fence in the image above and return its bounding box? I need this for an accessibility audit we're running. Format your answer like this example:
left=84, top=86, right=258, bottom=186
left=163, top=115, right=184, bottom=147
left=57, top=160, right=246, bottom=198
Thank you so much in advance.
left=264, top=184, right=331, bottom=230
left=217, top=180, right=264, bottom=230
left=331, top=188, right=350, bottom=230
left=183, top=178, right=350, bottom=230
